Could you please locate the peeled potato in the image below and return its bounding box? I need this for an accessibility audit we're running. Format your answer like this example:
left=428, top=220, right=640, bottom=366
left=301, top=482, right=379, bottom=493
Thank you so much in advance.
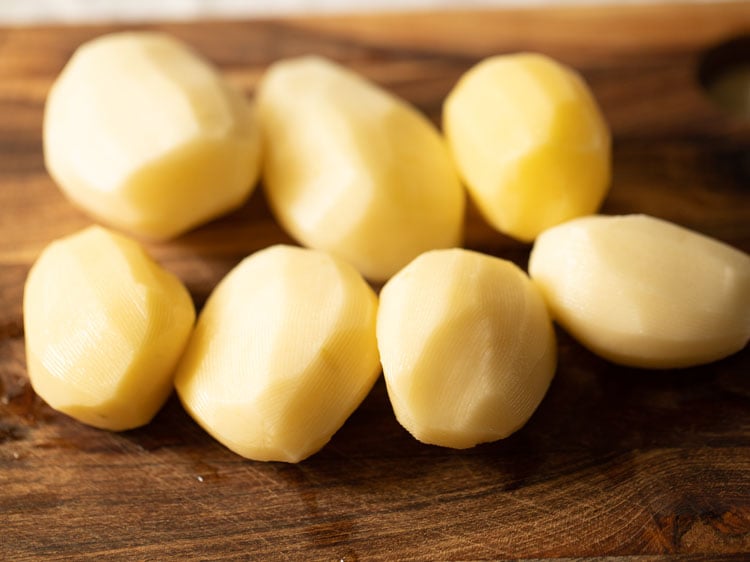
left=23, top=226, right=195, bottom=430
left=443, top=53, right=611, bottom=242
left=44, top=32, right=262, bottom=240
left=257, top=56, right=465, bottom=282
left=377, top=249, right=557, bottom=449
left=175, top=245, right=380, bottom=462
left=529, top=214, right=750, bottom=368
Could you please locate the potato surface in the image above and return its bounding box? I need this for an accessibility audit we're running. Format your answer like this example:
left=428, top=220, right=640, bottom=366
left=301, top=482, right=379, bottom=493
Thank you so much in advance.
left=174, top=245, right=380, bottom=462
left=529, top=214, right=750, bottom=368
left=443, top=53, right=611, bottom=242
left=377, top=249, right=557, bottom=449
left=44, top=32, right=262, bottom=240
left=23, top=226, right=195, bottom=430
left=258, top=56, right=465, bottom=282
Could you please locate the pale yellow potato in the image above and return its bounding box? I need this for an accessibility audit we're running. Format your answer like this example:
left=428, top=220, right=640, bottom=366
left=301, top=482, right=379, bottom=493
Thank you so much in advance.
left=258, top=56, right=465, bottom=282
left=529, top=214, right=750, bottom=368
left=44, top=32, right=262, bottom=240
left=23, top=226, right=195, bottom=430
left=174, top=245, right=380, bottom=462
left=377, top=249, right=557, bottom=449
left=443, top=53, right=611, bottom=242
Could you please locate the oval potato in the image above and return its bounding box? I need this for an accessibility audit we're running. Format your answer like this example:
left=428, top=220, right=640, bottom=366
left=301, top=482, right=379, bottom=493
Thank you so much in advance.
left=529, top=214, right=750, bottom=368
left=444, top=53, right=610, bottom=242
left=24, top=226, right=195, bottom=430
left=258, top=56, right=465, bottom=282
left=175, top=245, right=380, bottom=462
left=44, top=32, right=262, bottom=240
left=377, top=248, right=557, bottom=448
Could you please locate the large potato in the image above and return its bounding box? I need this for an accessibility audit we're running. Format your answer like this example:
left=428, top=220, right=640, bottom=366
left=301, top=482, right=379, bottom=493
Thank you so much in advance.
left=258, top=56, right=465, bottom=282
left=24, top=226, right=195, bottom=430
left=529, top=214, right=750, bottom=368
left=44, top=32, right=262, bottom=240
left=175, top=245, right=380, bottom=462
left=377, top=249, right=557, bottom=449
left=444, top=53, right=611, bottom=242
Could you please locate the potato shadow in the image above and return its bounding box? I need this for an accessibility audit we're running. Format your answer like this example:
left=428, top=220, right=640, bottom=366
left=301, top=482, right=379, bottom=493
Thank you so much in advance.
left=272, top=328, right=750, bottom=496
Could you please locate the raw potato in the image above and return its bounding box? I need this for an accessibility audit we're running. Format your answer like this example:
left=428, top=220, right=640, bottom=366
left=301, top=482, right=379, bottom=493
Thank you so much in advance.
left=377, top=249, right=557, bottom=449
left=44, top=32, right=262, bottom=240
left=443, top=53, right=611, bottom=242
left=23, top=226, right=195, bottom=430
left=258, top=56, right=465, bottom=282
left=529, top=214, right=750, bottom=368
left=174, top=245, right=380, bottom=462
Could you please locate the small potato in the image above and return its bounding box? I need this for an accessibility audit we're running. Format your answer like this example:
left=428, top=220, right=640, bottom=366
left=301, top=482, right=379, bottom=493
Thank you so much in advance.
left=377, top=249, right=557, bottom=449
left=23, top=226, right=195, bottom=430
left=529, top=214, right=750, bottom=368
left=44, top=32, right=262, bottom=240
left=258, top=56, right=465, bottom=282
left=174, top=245, right=380, bottom=462
left=444, top=53, right=611, bottom=242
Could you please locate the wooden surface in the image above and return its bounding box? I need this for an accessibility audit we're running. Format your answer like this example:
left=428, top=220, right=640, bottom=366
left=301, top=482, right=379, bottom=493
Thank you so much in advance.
left=2, top=3, right=750, bottom=560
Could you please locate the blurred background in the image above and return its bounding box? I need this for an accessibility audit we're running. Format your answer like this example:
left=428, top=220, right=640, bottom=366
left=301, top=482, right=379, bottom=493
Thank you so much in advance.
left=0, top=0, right=717, bottom=24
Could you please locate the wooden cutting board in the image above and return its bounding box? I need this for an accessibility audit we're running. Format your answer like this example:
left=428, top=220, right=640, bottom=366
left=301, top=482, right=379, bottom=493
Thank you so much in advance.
left=2, top=3, right=750, bottom=560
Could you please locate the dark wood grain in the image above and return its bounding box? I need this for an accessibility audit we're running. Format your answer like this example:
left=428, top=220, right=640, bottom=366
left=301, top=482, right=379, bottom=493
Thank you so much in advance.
left=2, top=3, right=750, bottom=560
